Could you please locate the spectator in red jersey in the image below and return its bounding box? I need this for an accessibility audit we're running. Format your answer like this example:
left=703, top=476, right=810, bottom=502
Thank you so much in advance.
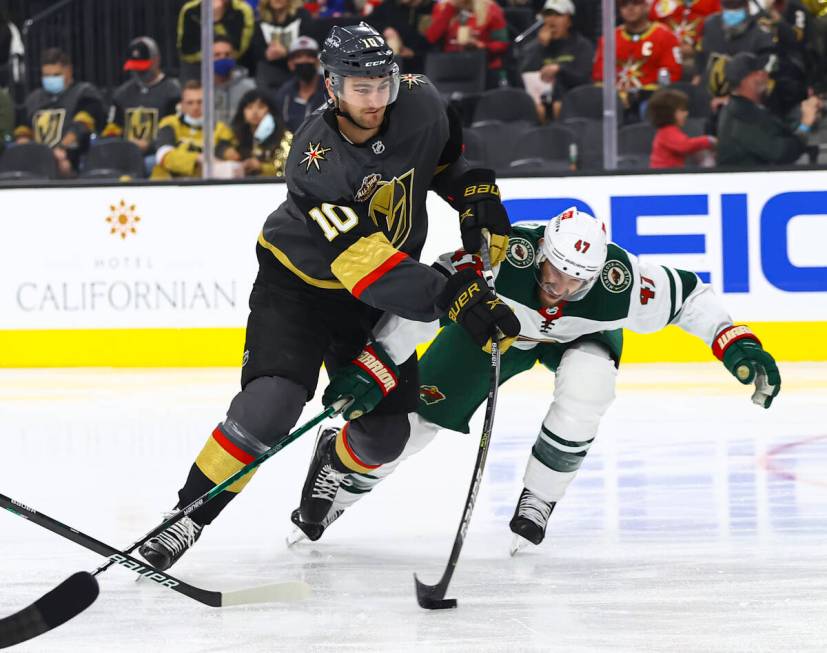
left=649, top=0, right=721, bottom=77
left=648, top=88, right=716, bottom=167
left=593, top=0, right=683, bottom=120
left=425, top=0, right=510, bottom=88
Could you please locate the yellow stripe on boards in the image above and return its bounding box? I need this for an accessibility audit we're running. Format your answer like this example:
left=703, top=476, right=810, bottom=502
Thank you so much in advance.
left=0, top=322, right=824, bottom=367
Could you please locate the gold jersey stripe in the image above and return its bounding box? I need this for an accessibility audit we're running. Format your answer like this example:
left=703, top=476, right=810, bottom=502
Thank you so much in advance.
left=195, top=435, right=257, bottom=493
left=257, top=231, right=345, bottom=290
left=330, top=232, right=400, bottom=294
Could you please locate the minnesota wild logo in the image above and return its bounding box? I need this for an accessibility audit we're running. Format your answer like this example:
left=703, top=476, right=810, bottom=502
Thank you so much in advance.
left=419, top=384, right=446, bottom=406
left=600, top=260, right=632, bottom=293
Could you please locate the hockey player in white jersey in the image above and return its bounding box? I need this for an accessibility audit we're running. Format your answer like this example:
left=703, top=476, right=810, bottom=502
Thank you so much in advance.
left=287, top=207, right=781, bottom=552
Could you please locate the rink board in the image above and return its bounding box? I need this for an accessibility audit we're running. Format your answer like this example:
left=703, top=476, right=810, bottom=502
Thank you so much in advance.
left=0, top=170, right=825, bottom=366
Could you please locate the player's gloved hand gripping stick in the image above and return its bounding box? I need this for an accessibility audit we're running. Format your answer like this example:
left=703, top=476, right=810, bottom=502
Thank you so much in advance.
left=713, top=325, right=781, bottom=408
left=454, top=169, right=511, bottom=268
left=413, top=239, right=508, bottom=610
left=0, top=400, right=349, bottom=649
left=323, top=342, right=399, bottom=421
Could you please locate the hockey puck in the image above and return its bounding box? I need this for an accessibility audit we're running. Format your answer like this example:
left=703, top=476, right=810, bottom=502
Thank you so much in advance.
left=418, top=596, right=458, bottom=610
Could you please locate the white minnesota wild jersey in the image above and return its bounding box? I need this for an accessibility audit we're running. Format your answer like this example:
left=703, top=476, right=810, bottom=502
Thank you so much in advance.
left=375, top=223, right=734, bottom=363
left=436, top=223, right=734, bottom=352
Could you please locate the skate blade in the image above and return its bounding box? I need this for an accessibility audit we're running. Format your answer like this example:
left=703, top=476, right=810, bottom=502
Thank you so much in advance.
left=285, top=527, right=307, bottom=547
left=509, top=534, right=531, bottom=557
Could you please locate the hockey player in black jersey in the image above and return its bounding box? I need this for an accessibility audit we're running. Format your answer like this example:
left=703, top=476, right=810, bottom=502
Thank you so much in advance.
left=102, top=37, right=181, bottom=156
left=140, top=23, right=519, bottom=571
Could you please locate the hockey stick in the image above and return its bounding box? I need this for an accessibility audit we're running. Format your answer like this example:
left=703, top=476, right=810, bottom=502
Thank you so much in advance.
left=414, top=241, right=503, bottom=610
left=0, top=400, right=345, bottom=648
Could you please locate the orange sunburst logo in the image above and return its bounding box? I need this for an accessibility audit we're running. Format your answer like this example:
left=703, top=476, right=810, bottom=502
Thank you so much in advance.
left=106, top=199, right=141, bottom=239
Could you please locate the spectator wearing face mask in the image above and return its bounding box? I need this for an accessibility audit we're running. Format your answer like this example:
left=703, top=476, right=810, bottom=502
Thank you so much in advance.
left=14, top=47, right=106, bottom=177
left=213, top=34, right=257, bottom=126
left=272, top=36, right=326, bottom=133
left=102, top=37, right=181, bottom=159
left=695, top=0, right=775, bottom=103
left=151, top=80, right=234, bottom=179
left=178, top=0, right=255, bottom=81
left=218, top=88, right=293, bottom=176
left=716, top=51, right=821, bottom=165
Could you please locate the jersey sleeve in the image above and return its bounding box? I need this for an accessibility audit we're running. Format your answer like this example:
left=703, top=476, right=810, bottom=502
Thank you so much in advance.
left=623, top=253, right=732, bottom=345
left=289, top=188, right=449, bottom=322
left=428, top=102, right=471, bottom=207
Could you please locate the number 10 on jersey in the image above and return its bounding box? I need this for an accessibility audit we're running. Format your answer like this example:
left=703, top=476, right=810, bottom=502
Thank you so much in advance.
left=309, top=203, right=359, bottom=241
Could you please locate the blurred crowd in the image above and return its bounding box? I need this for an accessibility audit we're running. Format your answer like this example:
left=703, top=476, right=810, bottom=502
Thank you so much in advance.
left=0, top=0, right=825, bottom=181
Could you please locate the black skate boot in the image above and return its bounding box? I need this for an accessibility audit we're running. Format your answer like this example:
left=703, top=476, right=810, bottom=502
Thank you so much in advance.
left=286, top=505, right=345, bottom=545
left=299, top=427, right=347, bottom=525
left=509, top=488, right=555, bottom=555
left=139, top=513, right=204, bottom=571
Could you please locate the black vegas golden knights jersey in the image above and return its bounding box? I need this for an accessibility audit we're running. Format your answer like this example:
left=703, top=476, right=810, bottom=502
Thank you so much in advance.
left=258, top=74, right=471, bottom=323
left=22, top=81, right=106, bottom=147
left=104, top=75, right=181, bottom=144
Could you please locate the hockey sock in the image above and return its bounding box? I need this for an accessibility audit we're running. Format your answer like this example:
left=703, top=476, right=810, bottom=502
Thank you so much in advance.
left=175, top=425, right=261, bottom=525
left=333, top=423, right=381, bottom=474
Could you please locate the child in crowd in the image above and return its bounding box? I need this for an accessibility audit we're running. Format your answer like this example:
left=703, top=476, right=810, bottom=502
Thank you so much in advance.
left=648, top=88, right=715, bottom=169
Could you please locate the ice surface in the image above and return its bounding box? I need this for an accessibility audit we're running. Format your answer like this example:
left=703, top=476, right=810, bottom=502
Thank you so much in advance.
left=1, top=363, right=825, bottom=652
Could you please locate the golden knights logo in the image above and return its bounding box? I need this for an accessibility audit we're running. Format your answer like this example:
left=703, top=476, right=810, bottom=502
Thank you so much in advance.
left=368, top=168, right=414, bottom=247
left=419, top=384, right=446, bottom=406
left=33, top=109, right=66, bottom=147
left=707, top=53, right=730, bottom=97
left=125, top=108, right=160, bottom=142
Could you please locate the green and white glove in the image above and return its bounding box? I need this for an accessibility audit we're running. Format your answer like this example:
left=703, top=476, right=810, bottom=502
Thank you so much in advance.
left=713, top=325, right=781, bottom=408
left=323, top=342, right=399, bottom=421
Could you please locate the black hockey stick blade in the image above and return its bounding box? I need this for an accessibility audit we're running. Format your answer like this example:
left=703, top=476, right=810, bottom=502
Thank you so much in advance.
left=413, top=573, right=457, bottom=610
left=0, top=572, right=99, bottom=649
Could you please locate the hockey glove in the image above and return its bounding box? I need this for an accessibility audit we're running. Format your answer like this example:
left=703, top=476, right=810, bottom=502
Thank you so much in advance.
left=713, top=325, right=780, bottom=408
left=454, top=169, right=511, bottom=267
left=323, top=342, right=399, bottom=421
left=440, top=268, right=521, bottom=353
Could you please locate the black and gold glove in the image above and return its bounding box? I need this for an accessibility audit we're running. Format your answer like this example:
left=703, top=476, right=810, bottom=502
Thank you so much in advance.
left=439, top=268, right=520, bottom=353
left=453, top=169, right=510, bottom=267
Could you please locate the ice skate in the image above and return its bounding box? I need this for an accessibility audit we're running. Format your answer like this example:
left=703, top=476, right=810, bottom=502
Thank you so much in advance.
left=299, top=427, right=346, bottom=525
left=509, top=488, right=555, bottom=556
left=285, top=505, right=345, bottom=546
left=139, top=512, right=204, bottom=571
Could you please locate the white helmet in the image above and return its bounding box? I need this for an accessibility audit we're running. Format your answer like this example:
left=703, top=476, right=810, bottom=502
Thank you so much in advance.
left=537, top=207, right=608, bottom=300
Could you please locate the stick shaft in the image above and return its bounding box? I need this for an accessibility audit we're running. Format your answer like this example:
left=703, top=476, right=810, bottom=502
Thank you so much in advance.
left=415, top=241, right=502, bottom=603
